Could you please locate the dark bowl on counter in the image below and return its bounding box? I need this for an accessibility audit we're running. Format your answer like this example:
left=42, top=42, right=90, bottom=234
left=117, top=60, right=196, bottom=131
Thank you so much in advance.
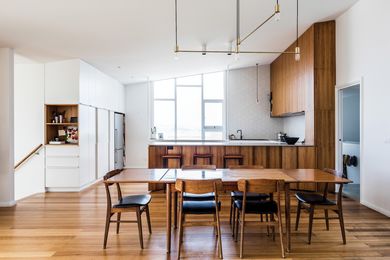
left=284, top=136, right=299, bottom=145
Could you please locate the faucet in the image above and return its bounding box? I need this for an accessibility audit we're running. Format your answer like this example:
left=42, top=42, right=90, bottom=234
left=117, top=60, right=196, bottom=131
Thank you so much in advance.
left=236, top=129, right=243, bottom=140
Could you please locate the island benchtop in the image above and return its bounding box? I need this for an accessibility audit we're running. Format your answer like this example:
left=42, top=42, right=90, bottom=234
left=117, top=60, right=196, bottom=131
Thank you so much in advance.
left=149, top=140, right=314, bottom=147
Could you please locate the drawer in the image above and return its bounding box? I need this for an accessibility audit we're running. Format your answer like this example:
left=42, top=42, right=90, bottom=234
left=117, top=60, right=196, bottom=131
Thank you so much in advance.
left=45, top=145, right=79, bottom=156
left=46, top=168, right=79, bottom=188
left=46, top=157, right=79, bottom=168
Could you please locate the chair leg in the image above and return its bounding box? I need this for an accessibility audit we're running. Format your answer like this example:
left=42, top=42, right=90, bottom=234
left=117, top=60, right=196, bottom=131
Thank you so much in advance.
left=239, top=212, right=245, bottom=258
left=232, top=206, right=237, bottom=237
left=295, top=201, right=302, bottom=231
left=229, top=197, right=233, bottom=226
left=308, top=206, right=315, bottom=244
left=277, top=209, right=285, bottom=258
left=216, top=207, right=223, bottom=259
left=177, top=209, right=184, bottom=259
left=271, top=213, right=276, bottom=241
left=338, top=208, right=347, bottom=244
left=324, top=209, right=329, bottom=231
left=173, top=191, right=178, bottom=229
left=116, top=212, right=121, bottom=234
left=266, top=214, right=270, bottom=236
left=235, top=211, right=240, bottom=242
left=146, top=205, right=152, bottom=234
left=213, top=214, right=217, bottom=236
left=103, top=212, right=113, bottom=249
left=136, top=207, right=144, bottom=249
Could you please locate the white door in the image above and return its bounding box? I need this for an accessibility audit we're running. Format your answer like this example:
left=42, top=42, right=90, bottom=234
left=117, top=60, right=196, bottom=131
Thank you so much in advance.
left=97, top=109, right=110, bottom=178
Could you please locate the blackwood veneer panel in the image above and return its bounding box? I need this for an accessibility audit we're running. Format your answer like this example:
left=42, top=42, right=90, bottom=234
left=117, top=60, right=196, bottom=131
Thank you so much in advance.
left=253, top=146, right=267, bottom=167
left=267, top=147, right=282, bottom=168
left=282, top=147, right=298, bottom=169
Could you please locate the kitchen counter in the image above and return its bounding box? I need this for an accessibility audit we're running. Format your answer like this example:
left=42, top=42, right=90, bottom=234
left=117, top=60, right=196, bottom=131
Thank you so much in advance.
left=149, top=140, right=313, bottom=147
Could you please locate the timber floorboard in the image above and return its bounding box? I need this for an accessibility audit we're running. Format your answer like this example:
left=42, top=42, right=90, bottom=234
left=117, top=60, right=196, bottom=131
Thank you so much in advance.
left=0, top=183, right=389, bottom=259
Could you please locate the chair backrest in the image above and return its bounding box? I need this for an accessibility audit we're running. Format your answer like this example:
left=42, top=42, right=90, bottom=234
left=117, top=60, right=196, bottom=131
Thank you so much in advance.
left=175, top=178, right=222, bottom=195
left=103, top=169, right=123, bottom=208
left=322, top=168, right=344, bottom=204
left=229, top=165, right=264, bottom=169
left=237, top=179, right=284, bottom=194
left=182, top=165, right=217, bottom=170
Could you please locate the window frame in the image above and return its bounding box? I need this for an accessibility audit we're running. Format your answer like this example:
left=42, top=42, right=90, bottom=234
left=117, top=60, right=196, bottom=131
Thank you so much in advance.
left=150, top=71, right=226, bottom=141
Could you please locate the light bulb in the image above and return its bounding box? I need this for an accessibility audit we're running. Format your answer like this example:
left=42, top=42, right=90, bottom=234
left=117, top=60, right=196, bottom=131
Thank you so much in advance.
left=295, top=46, right=301, bottom=61
left=174, top=52, right=179, bottom=60
left=234, top=52, right=240, bottom=61
left=275, top=11, right=281, bottom=21
left=275, top=3, right=281, bottom=21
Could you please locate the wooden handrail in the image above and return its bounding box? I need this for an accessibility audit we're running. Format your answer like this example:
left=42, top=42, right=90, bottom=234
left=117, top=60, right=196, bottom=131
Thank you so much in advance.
left=14, top=144, right=44, bottom=170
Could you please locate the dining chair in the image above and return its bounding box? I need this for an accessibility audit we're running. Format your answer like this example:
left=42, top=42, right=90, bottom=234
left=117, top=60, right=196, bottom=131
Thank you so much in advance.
left=228, top=166, right=270, bottom=233
left=103, top=169, right=152, bottom=249
left=175, top=178, right=223, bottom=259
left=172, top=165, right=217, bottom=228
left=234, top=179, right=285, bottom=258
left=295, top=168, right=346, bottom=244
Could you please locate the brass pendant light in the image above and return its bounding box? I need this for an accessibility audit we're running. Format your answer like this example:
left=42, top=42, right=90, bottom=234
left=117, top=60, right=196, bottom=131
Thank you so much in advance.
left=174, top=0, right=300, bottom=61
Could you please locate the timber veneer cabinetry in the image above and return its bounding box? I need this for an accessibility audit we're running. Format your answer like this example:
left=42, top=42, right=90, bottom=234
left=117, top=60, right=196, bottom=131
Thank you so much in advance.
left=270, top=20, right=336, bottom=170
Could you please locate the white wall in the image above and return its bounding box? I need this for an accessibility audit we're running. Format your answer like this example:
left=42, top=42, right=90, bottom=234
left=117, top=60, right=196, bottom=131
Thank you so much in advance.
left=14, top=59, right=45, bottom=200
left=125, top=82, right=149, bottom=168
left=227, top=65, right=283, bottom=139
left=336, top=0, right=390, bottom=216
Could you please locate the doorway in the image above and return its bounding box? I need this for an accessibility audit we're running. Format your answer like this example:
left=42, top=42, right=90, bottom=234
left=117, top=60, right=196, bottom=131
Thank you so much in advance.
left=336, top=83, right=361, bottom=201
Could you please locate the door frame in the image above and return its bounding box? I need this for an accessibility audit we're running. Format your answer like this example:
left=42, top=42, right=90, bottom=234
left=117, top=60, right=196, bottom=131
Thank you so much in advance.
left=335, top=78, right=363, bottom=202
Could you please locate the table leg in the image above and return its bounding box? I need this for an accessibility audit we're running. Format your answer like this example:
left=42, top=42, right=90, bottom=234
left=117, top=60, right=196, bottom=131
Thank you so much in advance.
left=285, top=183, right=291, bottom=252
left=166, top=183, right=172, bottom=254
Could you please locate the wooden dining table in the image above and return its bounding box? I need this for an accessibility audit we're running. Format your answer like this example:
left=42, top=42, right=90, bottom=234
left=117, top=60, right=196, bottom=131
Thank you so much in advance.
left=105, top=168, right=351, bottom=254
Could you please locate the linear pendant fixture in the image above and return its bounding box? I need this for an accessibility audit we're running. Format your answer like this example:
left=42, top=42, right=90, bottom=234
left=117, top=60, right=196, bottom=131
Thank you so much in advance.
left=174, top=0, right=300, bottom=60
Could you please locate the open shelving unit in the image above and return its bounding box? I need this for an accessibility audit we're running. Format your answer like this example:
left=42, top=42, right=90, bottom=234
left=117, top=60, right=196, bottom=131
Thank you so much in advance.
left=45, top=104, right=79, bottom=145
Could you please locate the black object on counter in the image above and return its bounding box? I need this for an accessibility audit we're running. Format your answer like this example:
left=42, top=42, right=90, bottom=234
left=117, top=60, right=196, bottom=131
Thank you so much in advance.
left=284, top=136, right=299, bottom=145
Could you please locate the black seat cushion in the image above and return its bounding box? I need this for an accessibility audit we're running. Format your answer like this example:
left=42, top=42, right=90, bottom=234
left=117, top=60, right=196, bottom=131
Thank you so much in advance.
left=183, top=192, right=215, bottom=201
left=234, top=200, right=278, bottom=214
left=231, top=191, right=269, bottom=201
left=182, top=200, right=221, bottom=214
left=295, top=192, right=336, bottom=205
left=113, top=194, right=151, bottom=208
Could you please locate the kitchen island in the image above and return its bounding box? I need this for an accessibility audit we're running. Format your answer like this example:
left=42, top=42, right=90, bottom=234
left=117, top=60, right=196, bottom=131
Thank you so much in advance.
left=148, top=140, right=317, bottom=191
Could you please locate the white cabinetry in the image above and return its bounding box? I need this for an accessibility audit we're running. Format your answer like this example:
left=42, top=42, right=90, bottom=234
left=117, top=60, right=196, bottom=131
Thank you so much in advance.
left=44, top=59, right=125, bottom=191
left=97, top=108, right=110, bottom=178
left=45, top=60, right=80, bottom=104
left=45, top=146, right=80, bottom=189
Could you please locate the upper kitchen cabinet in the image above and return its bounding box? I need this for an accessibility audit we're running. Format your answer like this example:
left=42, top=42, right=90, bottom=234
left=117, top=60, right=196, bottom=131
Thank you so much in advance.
left=45, top=59, right=125, bottom=113
left=45, top=60, right=80, bottom=104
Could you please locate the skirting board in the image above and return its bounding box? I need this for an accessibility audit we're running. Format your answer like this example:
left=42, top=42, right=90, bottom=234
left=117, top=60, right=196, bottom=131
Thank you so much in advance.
left=0, top=200, right=16, bottom=207
left=45, top=178, right=102, bottom=193
left=361, top=200, right=390, bottom=217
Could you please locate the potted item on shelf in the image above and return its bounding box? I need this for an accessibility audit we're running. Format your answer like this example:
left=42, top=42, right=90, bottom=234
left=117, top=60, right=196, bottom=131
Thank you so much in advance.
left=66, top=126, right=78, bottom=144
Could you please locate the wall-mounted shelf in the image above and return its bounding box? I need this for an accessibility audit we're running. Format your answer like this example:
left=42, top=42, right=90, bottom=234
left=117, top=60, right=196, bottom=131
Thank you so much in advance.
left=45, top=104, right=79, bottom=145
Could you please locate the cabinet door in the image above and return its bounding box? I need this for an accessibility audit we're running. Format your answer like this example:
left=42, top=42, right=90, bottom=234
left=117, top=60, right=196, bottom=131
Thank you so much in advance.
left=79, top=105, right=97, bottom=186
left=45, top=60, right=80, bottom=104
left=109, top=111, right=115, bottom=170
left=97, top=109, right=110, bottom=178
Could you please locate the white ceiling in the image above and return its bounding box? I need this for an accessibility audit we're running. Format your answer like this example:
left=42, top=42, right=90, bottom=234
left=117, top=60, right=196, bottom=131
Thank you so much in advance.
left=0, top=0, right=357, bottom=85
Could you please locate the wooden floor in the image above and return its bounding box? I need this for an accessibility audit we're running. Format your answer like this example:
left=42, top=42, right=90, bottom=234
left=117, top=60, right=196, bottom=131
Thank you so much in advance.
left=1, top=183, right=390, bottom=259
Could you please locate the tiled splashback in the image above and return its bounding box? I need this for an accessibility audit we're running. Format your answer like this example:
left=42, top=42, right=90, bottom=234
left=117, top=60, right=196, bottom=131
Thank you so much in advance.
left=227, top=65, right=305, bottom=140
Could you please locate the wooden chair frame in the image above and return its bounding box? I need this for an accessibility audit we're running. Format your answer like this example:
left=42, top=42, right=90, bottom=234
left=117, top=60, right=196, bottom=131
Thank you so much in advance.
left=295, top=168, right=346, bottom=244
left=234, top=179, right=285, bottom=258
left=103, top=169, right=152, bottom=249
left=175, top=178, right=223, bottom=259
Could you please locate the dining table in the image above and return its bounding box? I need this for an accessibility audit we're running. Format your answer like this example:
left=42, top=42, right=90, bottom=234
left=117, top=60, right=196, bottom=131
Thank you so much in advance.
left=105, top=168, right=351, bottom=254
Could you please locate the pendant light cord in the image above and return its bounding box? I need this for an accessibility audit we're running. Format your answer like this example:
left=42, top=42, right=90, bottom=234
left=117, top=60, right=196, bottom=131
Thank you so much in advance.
left=296, top=0, right=299, bottom=48
left=256, top=63, right=259, bottom=103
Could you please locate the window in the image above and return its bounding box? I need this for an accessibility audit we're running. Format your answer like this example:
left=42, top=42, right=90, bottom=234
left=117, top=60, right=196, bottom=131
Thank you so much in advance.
left=152, top=72, right=225, bottom=140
